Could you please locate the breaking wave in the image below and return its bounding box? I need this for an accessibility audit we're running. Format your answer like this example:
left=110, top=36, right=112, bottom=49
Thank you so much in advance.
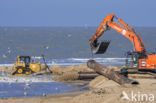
left=0, top=58, right=126, bottom=67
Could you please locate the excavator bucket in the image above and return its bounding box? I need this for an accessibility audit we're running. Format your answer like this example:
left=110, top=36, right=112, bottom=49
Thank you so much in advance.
left=91, top=40, right=110, bottom=54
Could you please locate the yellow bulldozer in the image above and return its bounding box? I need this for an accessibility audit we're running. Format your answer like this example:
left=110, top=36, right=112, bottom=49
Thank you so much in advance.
left=12, top=55, right=52, bottom=75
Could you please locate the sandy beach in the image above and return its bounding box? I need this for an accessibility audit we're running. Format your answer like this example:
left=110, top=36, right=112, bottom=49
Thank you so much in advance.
left=0, top=64, right=156, bottom=103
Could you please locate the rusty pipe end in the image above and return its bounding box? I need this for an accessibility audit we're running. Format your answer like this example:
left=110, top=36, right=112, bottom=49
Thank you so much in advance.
left=87, top=59, right=96, bottom=69
left=131, top=81, right=139, bottom=85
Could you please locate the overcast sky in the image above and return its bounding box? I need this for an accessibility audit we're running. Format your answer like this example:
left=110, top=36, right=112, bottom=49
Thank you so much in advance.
left=0, top=0, right=156, bottom=27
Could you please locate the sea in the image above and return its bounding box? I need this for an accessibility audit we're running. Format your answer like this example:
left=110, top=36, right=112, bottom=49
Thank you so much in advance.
left=0, top=27, right=156, bottom=66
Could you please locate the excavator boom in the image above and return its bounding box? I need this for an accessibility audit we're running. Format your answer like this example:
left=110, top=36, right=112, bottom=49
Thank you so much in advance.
left=90, top=14, right=146, bottom=55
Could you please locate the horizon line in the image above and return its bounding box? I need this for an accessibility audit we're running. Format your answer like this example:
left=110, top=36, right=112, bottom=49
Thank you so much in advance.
left=0, top=26, right=156, bottom=28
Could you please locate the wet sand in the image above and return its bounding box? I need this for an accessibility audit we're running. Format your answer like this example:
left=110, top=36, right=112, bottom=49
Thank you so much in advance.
left=0, top=91, right=84, bottom=103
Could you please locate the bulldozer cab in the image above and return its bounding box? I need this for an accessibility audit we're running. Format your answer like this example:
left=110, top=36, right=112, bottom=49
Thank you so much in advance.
left=18, top=56, right=31, bottom=67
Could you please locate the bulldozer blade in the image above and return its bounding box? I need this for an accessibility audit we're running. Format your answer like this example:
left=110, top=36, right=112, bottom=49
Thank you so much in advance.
left=91, top=40, right=110, bottom=54
left=12, top=71, right=17, bottom=75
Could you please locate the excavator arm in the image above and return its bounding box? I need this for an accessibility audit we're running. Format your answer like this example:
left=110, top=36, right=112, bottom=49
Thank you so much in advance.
left=89, top=14, right=146, bottom=55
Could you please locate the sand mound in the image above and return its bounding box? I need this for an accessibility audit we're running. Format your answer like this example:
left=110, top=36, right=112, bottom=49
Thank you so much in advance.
left=106, top=65, right=121, bottom=71
left=50, top=65, right=94, bottom=75
left=71, top=74, right=156, bottom=103
left=52, top=65, right=95, bottom=81
left=50, top=65, right=65, bottom=75
left=89, top=76, right=120, bottom=89
left=53, top=71, right=79, bottom=81
left=0, top=66, right=15, bottom=73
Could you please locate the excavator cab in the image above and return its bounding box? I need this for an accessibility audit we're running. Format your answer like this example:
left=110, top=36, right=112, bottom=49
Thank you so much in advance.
left=91, top=40, right=110, bottom=54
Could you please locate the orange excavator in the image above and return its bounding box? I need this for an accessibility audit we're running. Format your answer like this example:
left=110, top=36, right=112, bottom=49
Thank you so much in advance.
left=89, top=14, right=156, bottom=72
